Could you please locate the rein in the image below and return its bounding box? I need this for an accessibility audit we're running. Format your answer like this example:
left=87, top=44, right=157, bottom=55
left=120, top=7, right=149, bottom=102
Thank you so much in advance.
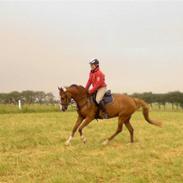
left=66, top=85, right=93, bottom=112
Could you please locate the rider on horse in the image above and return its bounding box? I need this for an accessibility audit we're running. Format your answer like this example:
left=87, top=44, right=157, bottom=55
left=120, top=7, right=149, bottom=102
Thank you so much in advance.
left=85, top=58, right=108, bottom=119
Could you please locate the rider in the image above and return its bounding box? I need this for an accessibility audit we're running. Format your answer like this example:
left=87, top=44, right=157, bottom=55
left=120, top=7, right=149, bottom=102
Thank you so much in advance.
left=85, top=58, right=108, bottom=119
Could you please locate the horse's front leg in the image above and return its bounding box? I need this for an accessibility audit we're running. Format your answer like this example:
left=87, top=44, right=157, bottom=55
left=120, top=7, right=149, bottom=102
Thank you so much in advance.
left=65, top=115, right=83, bottom=146
left=78, top=117, right=94, bottom=144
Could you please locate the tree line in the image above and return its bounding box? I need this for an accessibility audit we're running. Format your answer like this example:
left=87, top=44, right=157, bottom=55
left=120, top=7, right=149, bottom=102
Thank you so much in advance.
left=131, top=91, right=183, bottom=110
left=0, top=91, right=56, bottom=104
left=0, top=90, right=183, bottom=110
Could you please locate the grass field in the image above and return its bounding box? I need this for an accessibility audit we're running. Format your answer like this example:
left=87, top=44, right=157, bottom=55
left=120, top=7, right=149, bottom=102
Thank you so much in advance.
left=0, top=104, right=76, bottom=114
left=0, top=111, right=183, bottom=183
left=0, top=103, right=182, bottom=114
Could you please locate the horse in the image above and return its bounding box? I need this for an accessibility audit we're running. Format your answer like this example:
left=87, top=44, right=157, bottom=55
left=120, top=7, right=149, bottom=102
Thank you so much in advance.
left=58, top=84, right=162, bottom=145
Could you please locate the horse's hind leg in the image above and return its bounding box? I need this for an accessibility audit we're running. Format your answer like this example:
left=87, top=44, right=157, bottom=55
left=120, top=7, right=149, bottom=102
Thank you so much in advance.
left=124, top=117, right=134, bottom=143
left=102, top=115, right=128, bottom=145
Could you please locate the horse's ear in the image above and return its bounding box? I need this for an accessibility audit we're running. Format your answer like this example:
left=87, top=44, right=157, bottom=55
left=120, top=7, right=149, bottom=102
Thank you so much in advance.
left=63, top=87, right=67, bottom=92
left=58, top=87, right=63, bottom=91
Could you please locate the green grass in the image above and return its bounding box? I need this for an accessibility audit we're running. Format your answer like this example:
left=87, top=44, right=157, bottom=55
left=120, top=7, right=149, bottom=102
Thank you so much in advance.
left=0, top=104, right=76, bottom=114
left=0, top=111, right=183, bottom=183
left=0, top=103, right=182, bottom=115
left=0, top=104, right=59, bottom=114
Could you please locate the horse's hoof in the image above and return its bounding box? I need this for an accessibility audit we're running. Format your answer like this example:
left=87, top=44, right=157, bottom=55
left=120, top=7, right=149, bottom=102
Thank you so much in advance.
left=65, top=141, right=71, bottom=146
left=102, top=139, right=109, bottom=146
left=82, top=138, right=87, bottom=144
left=65, top=136, right=72, bottom=146
left=83, top=139, right=87, bottom=144
left=81, top=136, right=87, bottom=144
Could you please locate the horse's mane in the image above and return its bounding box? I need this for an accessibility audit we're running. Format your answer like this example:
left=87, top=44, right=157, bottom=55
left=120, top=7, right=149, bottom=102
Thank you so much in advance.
left=68, top=84, right=88, bottom=95
left=70, top=84, right=86, bottom=91
left=70, top=84, right=78, bottom=88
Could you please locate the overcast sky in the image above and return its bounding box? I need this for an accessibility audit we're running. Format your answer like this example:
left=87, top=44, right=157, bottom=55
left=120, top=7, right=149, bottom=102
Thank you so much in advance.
left=0, top=1, right=183, bottom=96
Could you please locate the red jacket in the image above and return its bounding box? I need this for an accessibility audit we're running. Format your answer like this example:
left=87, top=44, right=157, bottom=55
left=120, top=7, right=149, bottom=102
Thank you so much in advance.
left=85, top=67, right=107, bottom=94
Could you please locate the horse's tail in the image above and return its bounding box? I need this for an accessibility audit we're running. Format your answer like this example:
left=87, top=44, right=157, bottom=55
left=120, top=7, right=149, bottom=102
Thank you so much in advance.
left=134, top=98, right=162, bottom=127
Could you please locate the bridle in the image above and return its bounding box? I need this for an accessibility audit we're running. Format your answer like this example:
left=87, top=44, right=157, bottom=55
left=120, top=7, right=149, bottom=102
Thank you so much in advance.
left=59, top=85, right=92, bottom=111
left=60, top=92, right=71, bottom=108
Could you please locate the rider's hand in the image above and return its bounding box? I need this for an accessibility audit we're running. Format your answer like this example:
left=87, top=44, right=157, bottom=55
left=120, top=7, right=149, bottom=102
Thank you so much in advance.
left=88, top=90, right=93, bottom=97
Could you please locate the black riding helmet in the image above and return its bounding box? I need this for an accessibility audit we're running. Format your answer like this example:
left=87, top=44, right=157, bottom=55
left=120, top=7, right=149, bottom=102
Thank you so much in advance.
left=89, top=58, right=99, bottom=66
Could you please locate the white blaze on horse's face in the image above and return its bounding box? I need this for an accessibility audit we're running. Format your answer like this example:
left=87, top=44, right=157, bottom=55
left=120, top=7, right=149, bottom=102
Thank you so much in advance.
left=60, top=87, right=71, bottom=112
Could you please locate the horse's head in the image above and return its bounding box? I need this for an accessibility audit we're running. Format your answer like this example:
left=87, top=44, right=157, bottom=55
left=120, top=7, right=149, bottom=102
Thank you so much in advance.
left=58, top=87, right=72, bottom=112
left=58, top=84, right=88, bottom=111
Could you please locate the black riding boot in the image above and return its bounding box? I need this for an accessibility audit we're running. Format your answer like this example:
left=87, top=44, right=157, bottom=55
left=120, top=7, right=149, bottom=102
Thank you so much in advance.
left=98, top=101, right=108, bottom=119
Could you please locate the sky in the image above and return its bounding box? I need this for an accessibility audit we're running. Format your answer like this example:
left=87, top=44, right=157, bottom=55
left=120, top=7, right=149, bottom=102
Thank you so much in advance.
left=0, top=1, right=183, bottom=96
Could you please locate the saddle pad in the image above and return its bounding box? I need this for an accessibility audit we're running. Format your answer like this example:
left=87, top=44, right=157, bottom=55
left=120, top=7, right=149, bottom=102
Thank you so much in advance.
left=92, top=90, right=113, bottom=105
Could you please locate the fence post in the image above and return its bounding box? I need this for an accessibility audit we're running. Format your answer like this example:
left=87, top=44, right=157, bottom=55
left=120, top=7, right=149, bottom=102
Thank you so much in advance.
left=18, top=100, right=22, bottom=110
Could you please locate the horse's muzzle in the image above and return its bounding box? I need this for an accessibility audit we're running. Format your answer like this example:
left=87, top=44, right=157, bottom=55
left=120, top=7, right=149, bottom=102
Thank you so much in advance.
left=62, top=105, right=68, bottom=112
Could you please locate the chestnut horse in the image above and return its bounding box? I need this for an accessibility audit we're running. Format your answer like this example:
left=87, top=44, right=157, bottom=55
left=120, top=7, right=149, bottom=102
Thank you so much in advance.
left=58, top=84, right=161, bottom=145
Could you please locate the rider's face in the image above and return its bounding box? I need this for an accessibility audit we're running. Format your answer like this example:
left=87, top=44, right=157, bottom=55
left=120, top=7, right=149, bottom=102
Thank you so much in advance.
left=90, top=64, right=96, bottom=70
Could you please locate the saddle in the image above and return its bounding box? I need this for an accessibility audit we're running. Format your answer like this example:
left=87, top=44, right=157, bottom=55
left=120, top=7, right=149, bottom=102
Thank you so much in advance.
left=91, top=90, right=113, bottom=119
left=92, top=90, right=113, bottom=106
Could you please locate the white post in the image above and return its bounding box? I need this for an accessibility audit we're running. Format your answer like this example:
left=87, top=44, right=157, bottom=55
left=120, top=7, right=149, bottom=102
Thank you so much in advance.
left=18, top=100, right=22, bottom=110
